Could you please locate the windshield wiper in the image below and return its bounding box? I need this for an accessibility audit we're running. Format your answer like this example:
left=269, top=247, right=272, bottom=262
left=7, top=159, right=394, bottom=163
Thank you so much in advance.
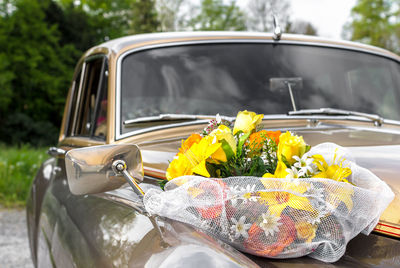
left=123, top=114, right=235, bottom=127
left=288, top=108, right=384, bottom=126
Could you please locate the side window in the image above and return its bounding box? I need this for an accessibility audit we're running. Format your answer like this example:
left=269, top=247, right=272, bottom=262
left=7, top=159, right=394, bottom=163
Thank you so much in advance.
left=68, top=55, right=108, bottom=139
left=66, top=68, right=82, bottom=137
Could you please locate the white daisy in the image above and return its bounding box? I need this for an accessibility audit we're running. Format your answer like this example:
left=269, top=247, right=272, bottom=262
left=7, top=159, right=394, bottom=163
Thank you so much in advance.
left=305, top=183, right=324, bottom=200
left=230, top=216, right=252, bottom=239
left=216, top=113, right=222, bottom=124
left=308, top=208, right=329, bottom=225
left=286, top=166, right=300, bottom=179
left=293, top=155, right=316, bottom=175
left=259, top=210, right=282, bottom=236
left=240, top=184, right=260, bottom=203
left=241, top=184, right=256, bottom=193
left=243, top=194, right=259, bottom=203
left=229, top=185, right=244, bottom=206
left=230, top=185, right=257, bottom=204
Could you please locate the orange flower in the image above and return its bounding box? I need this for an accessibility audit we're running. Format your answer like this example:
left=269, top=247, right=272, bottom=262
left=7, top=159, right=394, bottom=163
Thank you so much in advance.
left=265, top=130, right=281, bottom=145
left=248, top=130, right=281, bottom=151
left=245, top=215, right=296, bottom=257
left=195, top=180, right=227, bottom=219
left=295, top=222, right=317, bottom=243
left=179, top=134, right=202, bottom=154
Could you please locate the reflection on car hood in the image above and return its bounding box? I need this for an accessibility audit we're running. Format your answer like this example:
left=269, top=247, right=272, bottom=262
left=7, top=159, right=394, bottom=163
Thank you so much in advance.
left=139, top=125, right=400, bottom=239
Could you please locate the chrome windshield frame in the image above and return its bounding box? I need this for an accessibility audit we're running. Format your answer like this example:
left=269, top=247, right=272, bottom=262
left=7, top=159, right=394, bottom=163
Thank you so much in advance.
left=115, top=39, right=400, bottom=141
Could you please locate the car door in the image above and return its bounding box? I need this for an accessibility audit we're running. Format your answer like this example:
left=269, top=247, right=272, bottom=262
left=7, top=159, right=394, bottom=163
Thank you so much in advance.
left=33, top=50, right=183, bottom=268
left=33, top=54, right=144, bottom=268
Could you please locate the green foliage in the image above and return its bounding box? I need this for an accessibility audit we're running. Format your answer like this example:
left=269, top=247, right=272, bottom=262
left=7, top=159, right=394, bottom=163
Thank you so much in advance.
left=0, top=0, right=77, bottom=145
left=0, top=113, right=59, bottom=146
left=0, top=0, right=160, bottom=146
left=345, top=0, right=400, bottom=54
left=209, top=133, right=278, bottom=178
left=187, top=0, right=246, bottom=30
left=129, top=0, right=160, bottom=34
left=286, top=20, right=318, bottom=36
left=158, top=179, right=168, bottom=190
left=0, top=145, right=47, bottom=207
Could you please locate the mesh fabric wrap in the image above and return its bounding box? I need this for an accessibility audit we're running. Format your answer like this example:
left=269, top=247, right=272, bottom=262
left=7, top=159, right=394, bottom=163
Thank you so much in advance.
left=144, top=143, right=394, bottom=263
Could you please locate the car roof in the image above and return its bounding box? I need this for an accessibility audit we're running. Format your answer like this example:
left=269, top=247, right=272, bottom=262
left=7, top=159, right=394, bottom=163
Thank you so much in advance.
left=89, top=31, right=400, bottom=62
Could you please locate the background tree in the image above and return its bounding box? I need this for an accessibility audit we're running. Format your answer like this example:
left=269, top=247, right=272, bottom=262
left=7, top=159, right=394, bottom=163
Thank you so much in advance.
left=286, top=20, right=318, bottom=36
left=344, top=0, right=400, bottom=54
left=0, top=0, right=323, bottom=147
left=0, top=0, right=76, bottom=145
left=129, top=0, right=160, bottom=33
left=156, top=0, right=186, bottom=31
left=0, top=0, right=160, bottom=146
left=63, top=0, right=160, bottom=38
left=186, top=0, right=246, bottom=31
left=246, top=0, right=290, bottom=32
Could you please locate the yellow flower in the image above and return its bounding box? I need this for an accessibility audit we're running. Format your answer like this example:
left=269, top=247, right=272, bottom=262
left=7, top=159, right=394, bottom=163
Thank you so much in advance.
left=166, top=153, right=194, bottom=181
left=312, top=153, right=352, bottom=183
left=209, top=125, right=237, bottom=162
left=295, top=222, right=317, bottom=243
left=233, top=110, right=264, bottom=135
left=262, top=161, right=289, bottom=179
left=325, top=185, right=354, bottom=211
left=277, top=131, right=307, bottom=165
left=166, top=136, right=221, bottom=180
left=179, top=134, right=202, bottom=154
left=258, top=177, right=313, bottom=216
left=312, top=164, right=352, bottom=183
left=311, top=153, right=354, bottom=211
left=256, top=190, right=314, bottom=216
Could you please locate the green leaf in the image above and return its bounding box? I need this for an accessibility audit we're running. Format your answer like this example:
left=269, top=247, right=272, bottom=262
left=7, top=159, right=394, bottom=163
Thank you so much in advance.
left=237, top=132, right=251, bottom=158
left=158, top=179, right=168, bottom=190
left=220, top=139, right=235, bottom=160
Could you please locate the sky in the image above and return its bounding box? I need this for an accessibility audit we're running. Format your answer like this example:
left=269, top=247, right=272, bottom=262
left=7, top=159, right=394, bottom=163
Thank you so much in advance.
left=238, top=0, right=358, bottom=40
left=289, top=0, right=357, bottom=39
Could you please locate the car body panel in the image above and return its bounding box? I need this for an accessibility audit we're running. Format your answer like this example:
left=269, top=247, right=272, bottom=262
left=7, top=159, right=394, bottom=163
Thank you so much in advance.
left=28, top=32, right=400, bottom=267
left=133, top=122, right=400, bottom=236
left=28, top=155, right=400, bottom=267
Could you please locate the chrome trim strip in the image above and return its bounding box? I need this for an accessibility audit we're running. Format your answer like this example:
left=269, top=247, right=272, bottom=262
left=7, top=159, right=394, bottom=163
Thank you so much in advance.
left=117, top=120, right=210, bottom=140
left=262, top=114, right=400, bottom=125
left=115, top=52, right=122, bottom=140
left=71, top=62, right=86, bottom=135
left=115, top=39, right=400, bottom=141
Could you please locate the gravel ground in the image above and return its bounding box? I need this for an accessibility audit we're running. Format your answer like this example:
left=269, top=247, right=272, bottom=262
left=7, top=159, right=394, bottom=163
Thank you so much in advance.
left=0, top=208, right=34, bottom=268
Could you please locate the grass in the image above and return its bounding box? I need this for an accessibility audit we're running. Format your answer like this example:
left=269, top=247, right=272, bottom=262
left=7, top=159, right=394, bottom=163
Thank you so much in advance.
left=0, top=145, right=48, bottom=208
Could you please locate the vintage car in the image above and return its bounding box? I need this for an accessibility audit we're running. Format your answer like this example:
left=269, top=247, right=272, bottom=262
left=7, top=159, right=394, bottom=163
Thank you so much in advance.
left=26, top=31, right=400, bottom=267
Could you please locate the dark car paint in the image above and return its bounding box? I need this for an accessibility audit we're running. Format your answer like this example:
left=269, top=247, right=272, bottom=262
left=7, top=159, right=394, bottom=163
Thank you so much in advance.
left=27, top=123, right=400, bottom=267
left=26, top=32, right=400, bottom=267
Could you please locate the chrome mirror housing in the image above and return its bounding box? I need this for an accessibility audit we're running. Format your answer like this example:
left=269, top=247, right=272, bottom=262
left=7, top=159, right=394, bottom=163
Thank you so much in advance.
left=65, top=144, right=144, bottom=195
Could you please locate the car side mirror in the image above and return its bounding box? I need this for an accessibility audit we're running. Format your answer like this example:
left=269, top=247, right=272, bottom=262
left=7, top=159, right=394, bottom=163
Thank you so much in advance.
left=65, top=144, right=144, bottom=196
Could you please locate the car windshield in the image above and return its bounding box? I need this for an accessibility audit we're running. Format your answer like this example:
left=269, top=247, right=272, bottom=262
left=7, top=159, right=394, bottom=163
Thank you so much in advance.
left=120, top=43, right=400, bottom=134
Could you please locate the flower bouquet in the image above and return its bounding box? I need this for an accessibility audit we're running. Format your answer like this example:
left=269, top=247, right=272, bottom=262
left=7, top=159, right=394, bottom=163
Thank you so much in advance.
left=144, top=111, right=394, bottom=262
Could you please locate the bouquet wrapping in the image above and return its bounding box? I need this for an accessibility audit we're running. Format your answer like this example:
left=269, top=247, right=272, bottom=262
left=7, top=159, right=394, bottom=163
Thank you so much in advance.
left=143, top=111, right=394, bottom=262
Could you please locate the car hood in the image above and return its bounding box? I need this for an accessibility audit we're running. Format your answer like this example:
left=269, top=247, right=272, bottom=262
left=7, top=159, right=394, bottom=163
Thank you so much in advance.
left=138, top=124, right=400, bottom=239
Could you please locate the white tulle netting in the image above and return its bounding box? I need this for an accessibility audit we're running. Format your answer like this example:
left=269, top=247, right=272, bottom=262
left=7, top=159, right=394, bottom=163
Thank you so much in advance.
left=144, top=143, right=394, bottom=263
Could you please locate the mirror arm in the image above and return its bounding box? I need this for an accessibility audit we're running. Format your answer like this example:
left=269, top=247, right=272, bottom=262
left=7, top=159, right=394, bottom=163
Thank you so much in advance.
left=112, top=160, right=145, bottom=197
left=112, top=160, right=168, bottom=247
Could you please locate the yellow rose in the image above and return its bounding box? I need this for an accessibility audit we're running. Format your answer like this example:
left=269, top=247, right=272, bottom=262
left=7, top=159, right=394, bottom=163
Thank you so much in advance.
left=277, top=131, right=307, bottom=165
left=209, top=125, right=237, bottom=162
left=295, top=222, right=317, bottom=243
left=166, top=136, right=221, bottom=180
left=233, top=110, right=264, bottom=135
left=166, top=153, right=193, bottom=180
